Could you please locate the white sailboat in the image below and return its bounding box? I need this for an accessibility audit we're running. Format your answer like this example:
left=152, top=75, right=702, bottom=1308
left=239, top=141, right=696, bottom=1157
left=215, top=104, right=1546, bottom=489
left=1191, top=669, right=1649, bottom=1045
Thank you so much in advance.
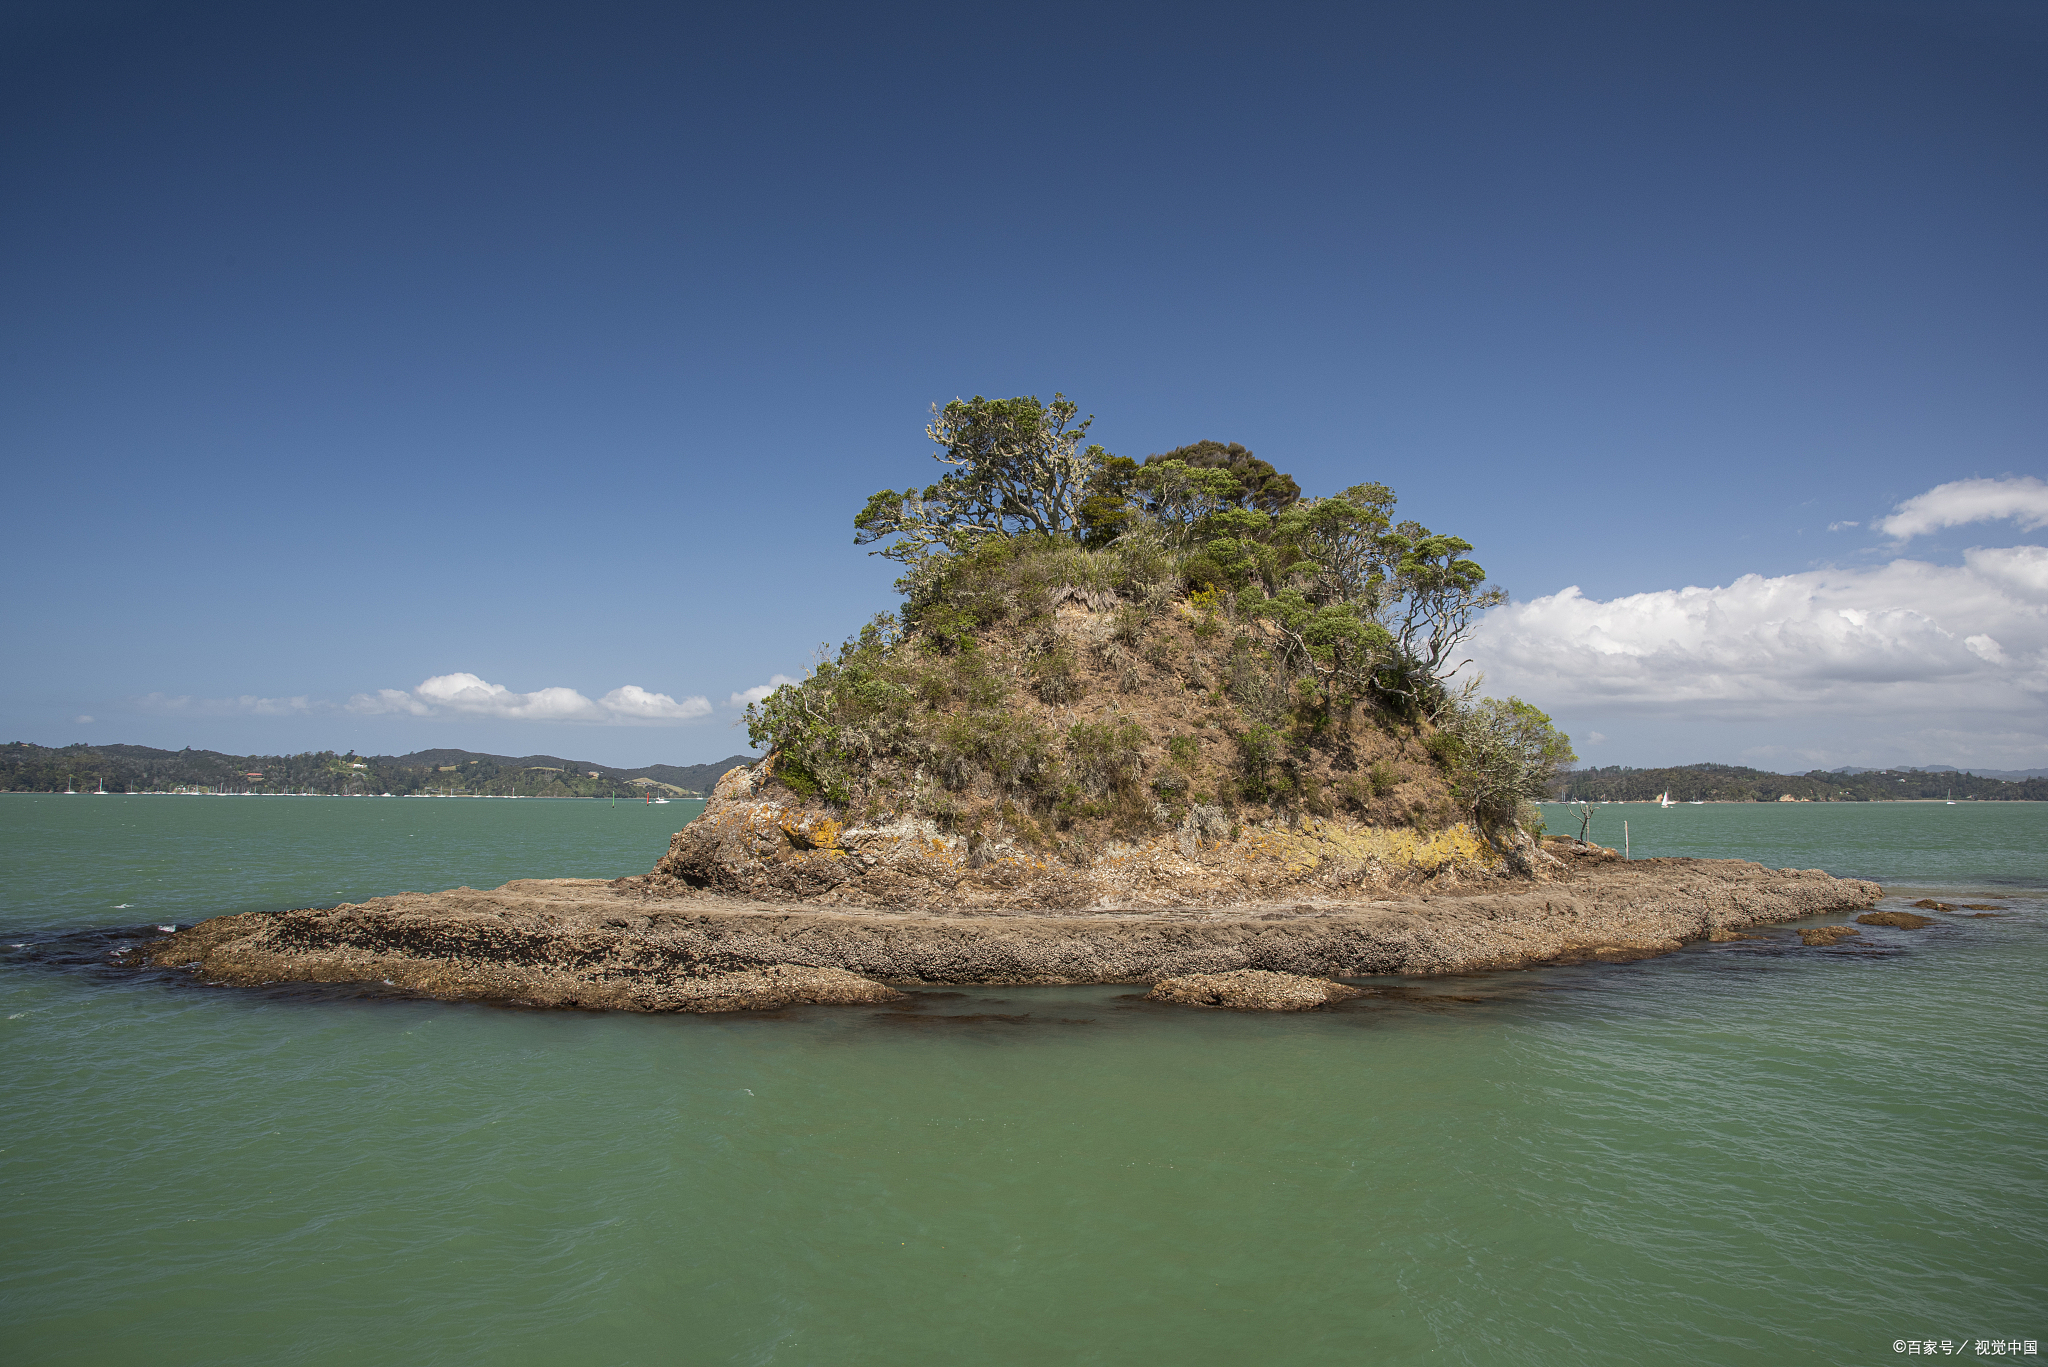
left=1657, top=791, right=1673, bottom=808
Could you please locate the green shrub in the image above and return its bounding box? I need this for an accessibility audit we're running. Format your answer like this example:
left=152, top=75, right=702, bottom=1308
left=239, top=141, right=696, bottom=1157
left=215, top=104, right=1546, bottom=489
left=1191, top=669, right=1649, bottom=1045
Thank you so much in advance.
left=743, top=615, right=914, bottom=806
left=1110, top=603, right=1146, bottom=646
left=1030, top=647, right=1080, bottom=703
left=1235, top=723, right=1282, bottom=802
left=1433, top=696, right=1575, bottom=833
left=777, top=757, right=821, bottom=801
left=1065, top=718, right=1147, bottom=796
left=932, top=710, right=1058, bottom=795
left=1109, top=525, right=1174, bottom=597
left=1424, top=729, right=1462, bottom=768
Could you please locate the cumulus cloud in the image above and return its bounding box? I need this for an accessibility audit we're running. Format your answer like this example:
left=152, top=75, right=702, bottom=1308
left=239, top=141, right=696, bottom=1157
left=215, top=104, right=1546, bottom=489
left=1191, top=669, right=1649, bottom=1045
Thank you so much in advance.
left=599, top=684, right=714, bottom=721
left=347, top=673, right=712, bottom=725
left=1464, top=544, right=2048, bottom=726
left=1875, top=476, right=2048, bottom=541
left=726, top=674, right=800, bottom=708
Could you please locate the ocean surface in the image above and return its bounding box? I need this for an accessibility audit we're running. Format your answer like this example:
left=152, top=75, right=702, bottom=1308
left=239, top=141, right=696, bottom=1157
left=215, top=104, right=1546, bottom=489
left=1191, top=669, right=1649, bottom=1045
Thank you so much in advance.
left=2, top=794, right=2042, bottom=1366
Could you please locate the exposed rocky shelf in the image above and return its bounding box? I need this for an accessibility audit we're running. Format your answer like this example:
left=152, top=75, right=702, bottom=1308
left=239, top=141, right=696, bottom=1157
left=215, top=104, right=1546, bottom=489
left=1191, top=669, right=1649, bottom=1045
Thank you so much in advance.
left=141, top=853, right=1882, bottom=1011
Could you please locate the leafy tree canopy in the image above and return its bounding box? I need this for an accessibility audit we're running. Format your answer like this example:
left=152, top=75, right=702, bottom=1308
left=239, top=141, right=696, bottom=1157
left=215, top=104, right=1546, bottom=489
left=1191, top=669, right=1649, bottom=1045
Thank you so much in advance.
left=854, top=394, right=1104, bottom=562
left=850, top=392, right=1504, bottom=693
left=1144, top=441, right=1300, bottom=513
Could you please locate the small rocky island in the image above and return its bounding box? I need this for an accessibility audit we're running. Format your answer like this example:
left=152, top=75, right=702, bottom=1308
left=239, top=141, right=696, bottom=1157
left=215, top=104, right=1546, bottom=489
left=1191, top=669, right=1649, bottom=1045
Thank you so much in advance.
left=142, top=397, right=1886, bottom=1009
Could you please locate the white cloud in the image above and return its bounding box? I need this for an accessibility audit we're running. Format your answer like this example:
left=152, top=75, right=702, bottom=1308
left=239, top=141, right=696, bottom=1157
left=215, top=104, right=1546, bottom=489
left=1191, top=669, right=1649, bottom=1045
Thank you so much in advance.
left=1826, top=520, right=1858, bottom=532
left=347, top=688, right=432, bottom=717
left=414, top=673, right=606, bottom=721
left=73, top=715, right=93, bottom=724
left=346, top=673, right=712, bottom=725
left=1875, top=476, right=2048, bottom=541
left=726, top=674, right=800, bottom=708
left=1965, top=634, right=2006, bottom=664
left=599, top=684, right=713, bottom=721
left=1465, top=543, right=2048, bottom=728
left=1967, top=543, right=2048, bottom=599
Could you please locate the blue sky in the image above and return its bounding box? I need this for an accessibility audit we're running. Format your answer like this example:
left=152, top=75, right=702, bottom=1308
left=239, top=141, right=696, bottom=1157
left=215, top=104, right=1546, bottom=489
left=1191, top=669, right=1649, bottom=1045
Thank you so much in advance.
left=4, top=0, right=2043, bottom=770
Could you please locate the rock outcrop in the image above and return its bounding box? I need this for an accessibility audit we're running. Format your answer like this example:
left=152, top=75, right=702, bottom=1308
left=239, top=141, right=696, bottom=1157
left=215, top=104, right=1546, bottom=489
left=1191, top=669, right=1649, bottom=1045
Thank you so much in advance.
left=140, top=888, right=903, bottom=1012
left=1857, top=910, right=1936, bottom=929
left=139, top=857, right=1884, bottom=1010
left=1145, top=969, right=1366, bottom=1011
left=625, top=757, right=1520, bottom=912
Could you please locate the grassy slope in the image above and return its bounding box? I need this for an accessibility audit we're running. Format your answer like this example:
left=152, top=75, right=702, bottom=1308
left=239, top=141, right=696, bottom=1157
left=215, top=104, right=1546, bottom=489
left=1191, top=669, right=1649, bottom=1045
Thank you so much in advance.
left=756, top=537, right=1463, bottom=855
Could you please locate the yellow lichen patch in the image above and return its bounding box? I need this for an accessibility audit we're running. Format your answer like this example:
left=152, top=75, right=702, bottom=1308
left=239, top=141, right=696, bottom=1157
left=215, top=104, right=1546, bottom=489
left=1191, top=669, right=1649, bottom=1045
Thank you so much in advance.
left=771, top=808, right=850, bottom=856
left=1254, top=820, right=1495, bottom=875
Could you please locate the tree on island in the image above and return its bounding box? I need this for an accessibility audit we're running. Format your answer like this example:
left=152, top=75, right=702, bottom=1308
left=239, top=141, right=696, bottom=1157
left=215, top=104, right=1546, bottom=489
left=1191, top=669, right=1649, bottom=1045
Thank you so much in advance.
left=759, top=392, right=1569, bottom=866
left=854, top=394, right=1107, bottom=561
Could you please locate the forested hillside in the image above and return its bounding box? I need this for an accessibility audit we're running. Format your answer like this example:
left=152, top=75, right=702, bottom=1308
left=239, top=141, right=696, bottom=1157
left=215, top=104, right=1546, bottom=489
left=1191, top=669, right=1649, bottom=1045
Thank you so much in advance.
left=1559, top=763, right=2046, bottom=803
left=0, top=742, right=756, bottom=798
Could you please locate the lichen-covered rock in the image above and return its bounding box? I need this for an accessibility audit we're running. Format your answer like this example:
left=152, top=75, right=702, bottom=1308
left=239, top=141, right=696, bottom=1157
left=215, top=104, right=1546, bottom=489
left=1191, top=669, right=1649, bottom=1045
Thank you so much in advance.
left=1146, top=969, right=1366, bottom=1011
left=624, top=756, right=1511, bottom=912
left=1857, top=910, right=1937, bottom=929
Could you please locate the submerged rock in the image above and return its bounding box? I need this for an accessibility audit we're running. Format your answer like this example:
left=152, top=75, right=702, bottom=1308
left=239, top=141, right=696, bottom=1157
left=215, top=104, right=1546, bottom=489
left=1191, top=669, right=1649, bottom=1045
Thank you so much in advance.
left=1798, top=925, right=1862, bottom=946
left=1145, top=969, right=1365, bottom=1011
left=1911, top=899, right=1957, bottom=912
left=1857, top=911, right=1936, bottom=929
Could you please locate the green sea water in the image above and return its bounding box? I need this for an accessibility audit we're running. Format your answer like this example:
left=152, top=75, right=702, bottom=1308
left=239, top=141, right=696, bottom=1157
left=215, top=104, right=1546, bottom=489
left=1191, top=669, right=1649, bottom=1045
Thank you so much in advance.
left=2, top=795, right=2043, bottom=1366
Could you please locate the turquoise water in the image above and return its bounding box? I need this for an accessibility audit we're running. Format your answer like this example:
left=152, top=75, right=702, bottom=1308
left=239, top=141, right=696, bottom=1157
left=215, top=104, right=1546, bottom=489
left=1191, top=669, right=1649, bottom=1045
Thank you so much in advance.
left=3, top=795, right=2043, bottom=1365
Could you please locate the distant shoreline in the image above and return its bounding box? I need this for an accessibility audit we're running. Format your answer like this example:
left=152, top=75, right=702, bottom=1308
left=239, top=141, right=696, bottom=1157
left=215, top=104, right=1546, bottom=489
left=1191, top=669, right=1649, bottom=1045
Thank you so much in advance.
left=1540, top=797, right=2045, bottom=805
left=3, top=791, right=705, bottom=800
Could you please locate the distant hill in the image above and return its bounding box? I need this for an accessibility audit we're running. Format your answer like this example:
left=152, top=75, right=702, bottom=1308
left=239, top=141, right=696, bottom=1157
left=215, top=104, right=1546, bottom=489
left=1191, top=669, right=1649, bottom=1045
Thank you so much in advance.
left=1831, top=764, right=2048, bottom=781
left=0, top=742, right=760, bottom=799
left=382, top=749, right=760, bottom=795
left=1559, top=762, right=2047, bottom=803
